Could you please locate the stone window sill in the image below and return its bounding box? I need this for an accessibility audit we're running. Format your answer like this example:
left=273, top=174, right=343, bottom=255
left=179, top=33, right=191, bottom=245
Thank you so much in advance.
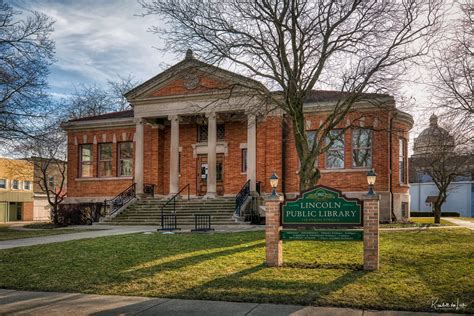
left=320, top=168, right=371, bottom=173
left=399, top=183, right=411, bottom=188
left=76, top=177, right=133, bottom=181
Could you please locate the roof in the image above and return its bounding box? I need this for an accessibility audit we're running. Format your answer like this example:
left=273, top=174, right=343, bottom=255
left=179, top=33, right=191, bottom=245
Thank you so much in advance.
left=303, top=90, right=391, bottom=103
left=67, top=110, right=134, bottom=123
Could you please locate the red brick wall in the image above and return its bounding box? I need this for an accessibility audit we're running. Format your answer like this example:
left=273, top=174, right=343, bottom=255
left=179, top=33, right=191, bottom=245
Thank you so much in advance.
left=67, top=127, right=135, bottom=197
left=65, top=110, right=411, bottom=199
left=282, top=110, right=411, bottom=194
left=22, top=202, right=33, bottom=221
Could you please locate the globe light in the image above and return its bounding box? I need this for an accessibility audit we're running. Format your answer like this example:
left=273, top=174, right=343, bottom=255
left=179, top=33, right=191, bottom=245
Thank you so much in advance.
left=270, top=171, right=279, bottom=197
left=367, top=169, right=377, bottom=195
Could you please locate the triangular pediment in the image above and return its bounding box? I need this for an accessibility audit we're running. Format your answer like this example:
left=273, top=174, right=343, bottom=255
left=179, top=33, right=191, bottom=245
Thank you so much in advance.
left=125, top=56, right=267, bottom=101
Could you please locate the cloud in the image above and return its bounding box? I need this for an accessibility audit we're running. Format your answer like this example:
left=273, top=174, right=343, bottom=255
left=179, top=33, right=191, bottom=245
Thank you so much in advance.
left=9, top=0, right=179, bottom=94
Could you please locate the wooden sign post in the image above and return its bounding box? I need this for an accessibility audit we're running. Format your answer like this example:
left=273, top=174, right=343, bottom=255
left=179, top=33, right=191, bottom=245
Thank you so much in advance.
left=264, top=186, right=380, bottom=271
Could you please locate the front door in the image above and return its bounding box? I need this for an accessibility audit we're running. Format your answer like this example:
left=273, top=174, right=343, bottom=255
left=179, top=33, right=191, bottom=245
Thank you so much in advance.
left=197, top=154, right=224, bottom=196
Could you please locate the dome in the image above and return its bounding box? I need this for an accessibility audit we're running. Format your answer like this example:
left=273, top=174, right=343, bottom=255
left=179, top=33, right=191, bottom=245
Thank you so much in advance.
left=413, top=114, right=455, bottom=156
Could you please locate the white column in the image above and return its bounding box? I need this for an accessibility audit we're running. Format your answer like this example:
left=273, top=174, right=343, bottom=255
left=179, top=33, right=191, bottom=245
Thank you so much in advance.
left=169, top=115, right=180, bottom=195
left=247, top=114, right=257, bottom=193
left=204, top=112, right=217, bottom=199
left=134, top=118, right=144, bottom=196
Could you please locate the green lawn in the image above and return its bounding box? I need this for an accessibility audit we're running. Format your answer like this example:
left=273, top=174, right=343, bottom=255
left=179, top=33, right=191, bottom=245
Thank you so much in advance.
left=381, top=217, right=453, bottom=228
left=0, top=225, right=96, bottom=241
left=0, top=229, right=472, bottom=312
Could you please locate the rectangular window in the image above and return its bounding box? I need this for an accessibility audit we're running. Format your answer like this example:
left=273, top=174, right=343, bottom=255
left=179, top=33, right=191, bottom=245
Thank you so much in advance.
left=325, top=130, right=345, bottom=169
left=79, top=144, right=93, bottom=177
left=24, top=181, right=31, bottom=190
left=198, top=124, right=225, bottom=142
left=98, top=143, right=113, bottom=177
left=241, top=148, right=248, bottom=173
left=399, top=138, right=406, bottom=183
left=12, top=179, right=19, bottom=190
left=352, top=129, right=372, bottom=168
left=48, top=176, right=55, bottom=188
left=0, top=179, right=5, bottom=189
left=118, top=142, right=133, bottom=177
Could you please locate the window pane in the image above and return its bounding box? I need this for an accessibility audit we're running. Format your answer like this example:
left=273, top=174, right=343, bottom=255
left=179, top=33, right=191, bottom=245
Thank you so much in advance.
left=99, top=143, right=112, bottom=160
left=307, top=131, right=316, bottom=149
left=217, top=124, right=225, bottom=140
left=352, top=129, right=372, bottom=167
left=326, top=130, right=344, bottom=168
left=120, top=160, right=132, bottom=177
left=216, top=162, right=223, bottom=181
left=99, top=162, right=112, bottom=177
left=81, top=145, right=92, bottom=162
left=12, top=180, right=18, bottom=189
left=119, top=142, right=133, bottom=159
left=0, top=179, right=5, bottom=189
left=198, top=125, right=208, bottom=142
left=24, top=181, right=31, bottom=190
left=327, top=151, right=344, bottom=168
left=81, top=163, right=92, bottom=177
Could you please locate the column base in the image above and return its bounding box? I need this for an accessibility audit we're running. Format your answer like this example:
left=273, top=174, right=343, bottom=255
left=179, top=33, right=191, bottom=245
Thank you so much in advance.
left=202, top=192, right=217, bottom=200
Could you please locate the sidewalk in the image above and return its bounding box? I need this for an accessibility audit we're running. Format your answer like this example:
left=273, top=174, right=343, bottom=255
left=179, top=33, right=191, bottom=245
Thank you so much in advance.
left=0, top=289, right=462, bottom=316
left=444, top=217, right=474, bottom=230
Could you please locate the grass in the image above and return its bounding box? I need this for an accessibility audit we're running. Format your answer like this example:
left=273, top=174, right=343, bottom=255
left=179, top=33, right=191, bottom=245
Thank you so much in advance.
left=381, top=217, right=454, bottom=228
left=0, top=225, right=97, bottom=241
left=0, top=229, right=472, bottom=313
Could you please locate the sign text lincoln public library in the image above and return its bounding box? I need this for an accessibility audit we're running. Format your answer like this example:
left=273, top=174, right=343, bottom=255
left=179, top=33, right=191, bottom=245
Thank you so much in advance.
left=282, top=186, right=362, bottom=226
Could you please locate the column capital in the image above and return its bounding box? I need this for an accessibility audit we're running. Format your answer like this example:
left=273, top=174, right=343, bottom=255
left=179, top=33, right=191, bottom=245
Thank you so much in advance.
left=205, top=111, right=216, bottom=120
left=168, top=115, right=180, bottom=122
left=134, top=117, right=145, bottom=124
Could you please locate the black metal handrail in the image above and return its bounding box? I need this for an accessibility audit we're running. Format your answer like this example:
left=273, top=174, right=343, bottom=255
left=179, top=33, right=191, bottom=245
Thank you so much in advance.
left=160, top=184, right=190, bottom=228
left=235, top=180, right=251, bottom=217
left=104, top=183, right=136, bottom=216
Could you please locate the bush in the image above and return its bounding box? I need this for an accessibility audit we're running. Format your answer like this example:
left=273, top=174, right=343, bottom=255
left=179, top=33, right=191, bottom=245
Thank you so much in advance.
left=58, top=203, right=105, bottom=226
left=410, top=211, right=460, bottom=217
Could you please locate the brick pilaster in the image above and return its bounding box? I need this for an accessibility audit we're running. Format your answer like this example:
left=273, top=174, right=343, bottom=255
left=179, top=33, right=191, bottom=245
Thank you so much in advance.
left=265, top=197, right=283, bottom=267
left=362, top=195, right=380, bottom=271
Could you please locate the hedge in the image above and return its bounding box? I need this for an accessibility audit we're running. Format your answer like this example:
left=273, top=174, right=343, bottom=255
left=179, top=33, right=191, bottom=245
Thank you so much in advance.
left=410, top=211, right=460, bottom=217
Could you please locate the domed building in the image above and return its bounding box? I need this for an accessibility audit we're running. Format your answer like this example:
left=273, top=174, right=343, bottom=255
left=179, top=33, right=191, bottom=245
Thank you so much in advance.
left=409, top=114, right=474, bottom=217
left=412, top=114, right=455, bottom=157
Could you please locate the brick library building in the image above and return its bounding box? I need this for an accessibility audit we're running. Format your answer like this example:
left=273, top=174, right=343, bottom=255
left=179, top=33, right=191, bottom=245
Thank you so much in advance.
left=62, top=52, right=413, bottom=224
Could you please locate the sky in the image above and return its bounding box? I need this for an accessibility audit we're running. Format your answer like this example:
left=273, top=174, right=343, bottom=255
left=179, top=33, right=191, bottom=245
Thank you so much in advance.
left=9, top=0, right=439, bottom=141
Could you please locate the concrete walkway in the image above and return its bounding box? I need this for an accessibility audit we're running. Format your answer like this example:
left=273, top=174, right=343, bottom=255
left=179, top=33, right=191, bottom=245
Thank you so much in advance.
left=0, top=224, right=265, bottom=250
left=444, top=217, right=474, bottom=230
left=0, top=225, right=157, bottom=250
left=0, top=289, right=463, bottom=316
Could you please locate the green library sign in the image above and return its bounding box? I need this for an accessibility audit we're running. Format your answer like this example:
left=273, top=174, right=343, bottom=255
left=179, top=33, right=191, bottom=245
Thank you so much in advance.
left=280, top=230, right=363, bottom=241
left=282, top=186, right=362, bottom=227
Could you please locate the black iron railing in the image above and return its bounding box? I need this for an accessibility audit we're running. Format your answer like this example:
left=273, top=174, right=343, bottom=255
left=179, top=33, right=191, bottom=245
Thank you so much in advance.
left=160, top=184, right=190, bottom=229
left=235, top=180, right=250, bottom=217
left=144, top=183, right=155, bottom=197
left=104, top=183, right=136, bottom=216
left=192, top=214, right=214, bottom=232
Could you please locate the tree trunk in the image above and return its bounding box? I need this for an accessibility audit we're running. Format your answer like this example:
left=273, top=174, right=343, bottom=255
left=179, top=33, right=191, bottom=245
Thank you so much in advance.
left=433, top=203, right=442, bottom=224
left=52, top=205, right=60, bottom=226
left=299, top=157, right=321, bottom=191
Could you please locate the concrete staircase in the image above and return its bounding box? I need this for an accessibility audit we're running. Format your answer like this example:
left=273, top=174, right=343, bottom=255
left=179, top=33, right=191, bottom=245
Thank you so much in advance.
left=101, top=197, right=244, bottom=226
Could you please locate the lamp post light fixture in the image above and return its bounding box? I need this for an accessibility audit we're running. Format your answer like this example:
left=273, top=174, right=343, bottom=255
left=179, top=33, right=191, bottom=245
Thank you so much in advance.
left=367, top=169, right=377, bottom=196
left=270, top=171, right=279, bottom=197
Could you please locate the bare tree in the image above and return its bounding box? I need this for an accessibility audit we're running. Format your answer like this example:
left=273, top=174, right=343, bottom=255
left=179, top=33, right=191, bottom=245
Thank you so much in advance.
left=65, top=75, right=137, bottom=120
left=0, top=1, right=55, bottom=142
left=17, top=124, right=67, bottom=225
left=430, top=0, right=473, bottom=135
left=140, top=0, right=442, bottom=190
left=412, top=121, right=472, bottom=224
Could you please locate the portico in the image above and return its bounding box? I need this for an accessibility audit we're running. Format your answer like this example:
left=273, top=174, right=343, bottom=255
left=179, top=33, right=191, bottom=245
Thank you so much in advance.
left=133, top=111, right=257, bottom=199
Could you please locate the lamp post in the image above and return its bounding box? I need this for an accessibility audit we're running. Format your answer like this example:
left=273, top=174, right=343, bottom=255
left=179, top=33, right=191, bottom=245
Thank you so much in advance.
left=367, top=169, right=377, bottom=195
left=270, top=171, right=279, bottom=197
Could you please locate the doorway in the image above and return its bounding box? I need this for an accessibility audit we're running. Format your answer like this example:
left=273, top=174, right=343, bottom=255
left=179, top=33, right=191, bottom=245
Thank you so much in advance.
left=197, top=154, right=224, bottom=196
